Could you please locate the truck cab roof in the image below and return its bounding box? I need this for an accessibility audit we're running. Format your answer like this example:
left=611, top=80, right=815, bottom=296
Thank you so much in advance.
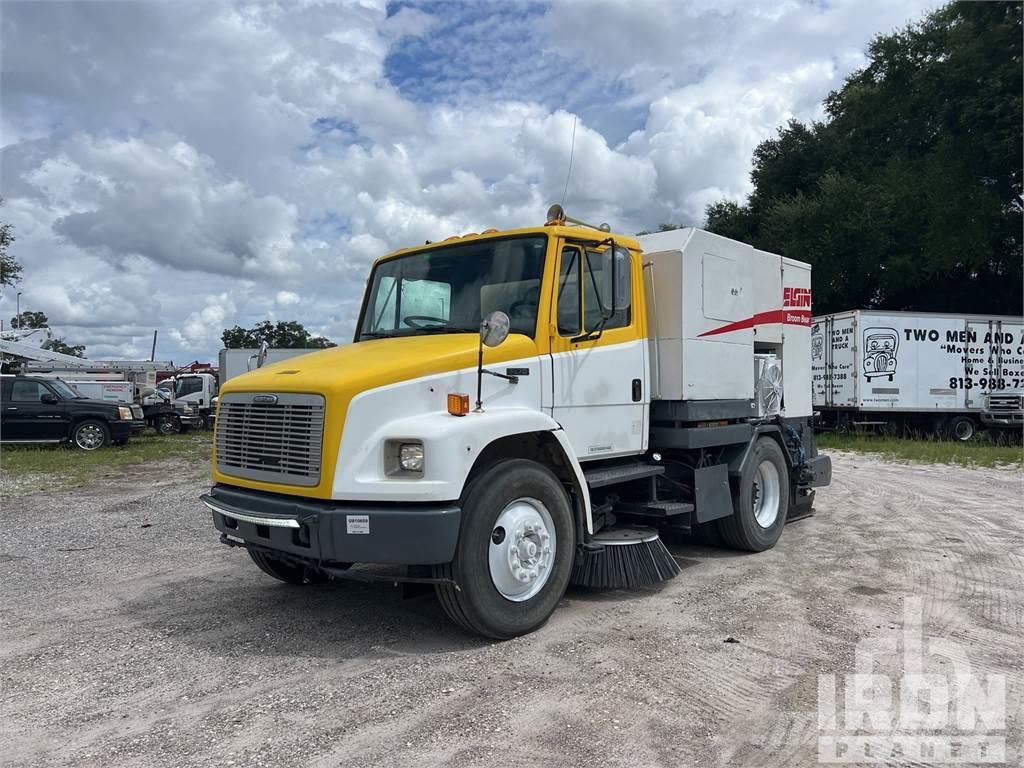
left=376, top=224, right=642, bottom=265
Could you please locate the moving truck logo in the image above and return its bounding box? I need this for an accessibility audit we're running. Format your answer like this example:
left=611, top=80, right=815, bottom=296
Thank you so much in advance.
left=864, top=327, right=899, bottom=381
left=812, top=329, right=824, bottom=360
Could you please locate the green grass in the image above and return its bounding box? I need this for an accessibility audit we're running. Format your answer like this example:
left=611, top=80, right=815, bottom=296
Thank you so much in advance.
left=0, top=430, right=213, bottom=491
left=817, top=432, right=1023, bottom=468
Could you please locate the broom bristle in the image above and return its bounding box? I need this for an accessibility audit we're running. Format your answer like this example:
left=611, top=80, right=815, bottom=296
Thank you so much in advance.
left=570, top=527, right=681, bottom=589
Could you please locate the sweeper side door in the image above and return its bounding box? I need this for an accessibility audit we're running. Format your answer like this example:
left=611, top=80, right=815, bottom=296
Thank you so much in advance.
left=548, top=241, right=648, bottom=461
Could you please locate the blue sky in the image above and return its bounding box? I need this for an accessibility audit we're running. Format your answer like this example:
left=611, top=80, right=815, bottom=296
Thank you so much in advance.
left=0, top=0, right=940, bottom=361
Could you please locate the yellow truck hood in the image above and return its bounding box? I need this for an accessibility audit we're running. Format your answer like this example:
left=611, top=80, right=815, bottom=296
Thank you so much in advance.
left=214, top=333, right=539, bottom=498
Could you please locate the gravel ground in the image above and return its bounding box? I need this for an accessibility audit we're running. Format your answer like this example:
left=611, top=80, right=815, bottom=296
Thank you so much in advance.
left=2, top=451, right=1022, bottom=767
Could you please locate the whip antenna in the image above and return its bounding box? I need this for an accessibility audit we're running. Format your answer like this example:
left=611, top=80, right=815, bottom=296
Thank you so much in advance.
left=560, top=114, right=577, bottom=207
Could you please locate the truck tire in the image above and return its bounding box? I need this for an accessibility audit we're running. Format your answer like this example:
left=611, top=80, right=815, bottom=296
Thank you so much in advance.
left=433, top=459, right=575, bottom=639
left=72, top=420, right=111, bottom=451
left=948, top=415, right=976, bottom=442
left=156, top=414, right=179, bottom=435
left=247, top=549, right=329, bottom=585
left=718, top=437, right=789, bottom=552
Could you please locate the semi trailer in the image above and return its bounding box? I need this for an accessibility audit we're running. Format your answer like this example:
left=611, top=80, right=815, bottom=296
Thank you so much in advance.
left=201, top=207, right=831, bottom=638
left=812, top=310, right=1024, bottom=440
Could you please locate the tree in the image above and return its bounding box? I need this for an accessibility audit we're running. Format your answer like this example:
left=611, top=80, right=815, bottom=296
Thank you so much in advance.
left=0, top=197, right=21, bottom=290
left=47, top=338, right=86, bottom=358
left=704, top=2, right=1023, bottom=316
left=10, top=310, right=48, bottom=329
left=221, top=320, right=335, bottom=349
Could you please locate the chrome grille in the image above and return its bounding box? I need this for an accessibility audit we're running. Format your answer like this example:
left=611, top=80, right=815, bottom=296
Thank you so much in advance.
left=215, top=392, right=325, bottom=486
left=987, top=394, right=1022, bottom=412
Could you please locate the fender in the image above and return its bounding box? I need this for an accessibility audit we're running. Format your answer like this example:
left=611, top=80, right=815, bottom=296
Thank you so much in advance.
left=725, top=424, right=790, bottom=478
left=332, top=403, right=590, bottom=514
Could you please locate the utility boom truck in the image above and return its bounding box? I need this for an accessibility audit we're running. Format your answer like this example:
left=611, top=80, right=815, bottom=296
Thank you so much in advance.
left=202, top=207, right=831, bottom=638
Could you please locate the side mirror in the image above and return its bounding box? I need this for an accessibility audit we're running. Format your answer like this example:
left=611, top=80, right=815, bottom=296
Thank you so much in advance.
left=40, top=393, right=59, bottom=405
left=480, top=310, right=510, bottom=348
left=256, top=340, right=269, bottom=369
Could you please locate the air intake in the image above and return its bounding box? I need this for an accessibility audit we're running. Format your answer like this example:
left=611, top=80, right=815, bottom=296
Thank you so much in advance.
left=215, top=392, right=325, bottom=486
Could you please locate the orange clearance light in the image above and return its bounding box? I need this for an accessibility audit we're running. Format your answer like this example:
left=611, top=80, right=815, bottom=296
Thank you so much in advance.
left=447, top=392, right=470, bottom=416
left=481, top=228, right=498, bottom=234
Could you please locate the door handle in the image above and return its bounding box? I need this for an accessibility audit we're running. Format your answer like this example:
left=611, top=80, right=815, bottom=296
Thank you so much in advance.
left=632, top=379, right=642, bottom=402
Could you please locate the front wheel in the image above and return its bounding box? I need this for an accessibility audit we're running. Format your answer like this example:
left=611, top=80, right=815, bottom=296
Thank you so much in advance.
left=156, top=414, right=179, bottom=435
left=718, top=436, right=790, bottom=551
left=434, top=459, right=575, bottom=639
left=72, top=420, right=110, bottom=451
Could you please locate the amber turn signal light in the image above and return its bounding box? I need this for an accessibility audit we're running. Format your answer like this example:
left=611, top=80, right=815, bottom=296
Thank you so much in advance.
left=447, top=392, right=470, bottom=416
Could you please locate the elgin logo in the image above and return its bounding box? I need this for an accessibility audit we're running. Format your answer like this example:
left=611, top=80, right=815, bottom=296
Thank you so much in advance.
left=784, top=287, right=812, bottom=308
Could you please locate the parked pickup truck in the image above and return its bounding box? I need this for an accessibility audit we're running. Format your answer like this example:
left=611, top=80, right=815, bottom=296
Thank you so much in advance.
left=0, top=375, right=146, bottom=450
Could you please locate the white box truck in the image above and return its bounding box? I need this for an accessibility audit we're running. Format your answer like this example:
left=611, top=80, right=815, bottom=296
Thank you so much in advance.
left=812, top=310, right=1024, bottom=439
left=199, top=208, right=831, bottom=638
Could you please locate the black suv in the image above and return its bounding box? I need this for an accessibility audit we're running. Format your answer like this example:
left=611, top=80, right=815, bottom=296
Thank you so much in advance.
left=0, top=375, right=146, bottom=450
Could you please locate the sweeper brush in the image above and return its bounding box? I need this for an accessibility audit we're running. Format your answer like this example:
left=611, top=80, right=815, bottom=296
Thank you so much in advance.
left=570, top=526, right=681, bottom=589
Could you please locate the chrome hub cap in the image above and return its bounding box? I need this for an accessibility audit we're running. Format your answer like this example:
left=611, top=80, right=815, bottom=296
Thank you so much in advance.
left=76, top=424, right=105, bottom=450
left=752, top=459, right=781, bottom=528
left=489, top=497, right=556, bottom=602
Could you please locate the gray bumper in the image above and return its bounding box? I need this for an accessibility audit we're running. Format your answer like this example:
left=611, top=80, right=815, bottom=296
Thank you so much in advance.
left=202, top=484, right=461, bottom=565
left=980, top=411, right=1023, bottom=427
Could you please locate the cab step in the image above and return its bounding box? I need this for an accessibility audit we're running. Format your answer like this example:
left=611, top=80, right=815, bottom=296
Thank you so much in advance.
left=583, top=462, right=665, bottom=489
left=615, top=501, right=695, bottom=519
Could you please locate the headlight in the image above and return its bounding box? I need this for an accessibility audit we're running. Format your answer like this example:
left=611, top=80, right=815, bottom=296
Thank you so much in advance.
left=398, top=443, right=425, bottom=472
left=118, top=406, right=133, bottom=420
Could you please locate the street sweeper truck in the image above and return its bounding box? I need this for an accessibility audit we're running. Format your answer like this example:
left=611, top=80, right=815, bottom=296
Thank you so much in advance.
left=201, top=205, right=831, bottom=638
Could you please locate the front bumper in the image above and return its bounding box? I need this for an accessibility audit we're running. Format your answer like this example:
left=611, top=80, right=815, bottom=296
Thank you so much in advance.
left=178, top=414, right=204, bottom=428
left=981, top=411, right=1023, bottom=427
left=111, top=419, right=147, bottom=439
left=202, top=484, right=461, bottom=565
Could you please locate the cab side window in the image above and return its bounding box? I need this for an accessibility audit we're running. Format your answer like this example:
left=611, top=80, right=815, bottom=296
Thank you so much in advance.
left=11, top=381, right=49, bottom=402
left=558, top=244, right=633, bottom=337
left=583, top=246, right=631, bottom=331
left=557, top=246, right=582, bottom=336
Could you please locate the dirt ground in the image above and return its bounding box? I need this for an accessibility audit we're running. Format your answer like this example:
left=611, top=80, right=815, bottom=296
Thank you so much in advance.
left=2, top=451, right=1021, bottom=767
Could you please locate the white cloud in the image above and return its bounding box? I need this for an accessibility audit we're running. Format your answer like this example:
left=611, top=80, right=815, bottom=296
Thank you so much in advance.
left=0, top=0, right=943, bottom=361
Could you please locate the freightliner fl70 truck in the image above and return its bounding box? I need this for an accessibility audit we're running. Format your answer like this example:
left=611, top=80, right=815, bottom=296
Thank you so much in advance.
left=201, top=206, right=832, bottom=638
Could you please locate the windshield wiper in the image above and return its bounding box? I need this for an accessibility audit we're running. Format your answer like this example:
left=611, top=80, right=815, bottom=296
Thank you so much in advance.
left=414, top=326, right=478, bottom=334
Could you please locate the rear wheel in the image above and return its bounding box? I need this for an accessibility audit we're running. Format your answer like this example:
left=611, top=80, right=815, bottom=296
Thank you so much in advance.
left=73, top=420, right=110, bottom=451
left=433, top=459, right=574, bottom=639
left=247, top=549, right=329, bottom=585
left=718, top=437, right=789, bottom=551
left=948, top=415, right=976, bottom=442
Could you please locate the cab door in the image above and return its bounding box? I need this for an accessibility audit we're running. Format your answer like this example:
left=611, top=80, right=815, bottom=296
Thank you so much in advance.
left=3, top=380, right=69, bottom=440
left=548, top=241, right=648, bottom=461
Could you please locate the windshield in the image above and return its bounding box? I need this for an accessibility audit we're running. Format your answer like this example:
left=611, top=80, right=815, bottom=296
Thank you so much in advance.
left=49, top=380, right=81, bottom=399
left=357, top=235, right=547, bottom=340
left=174, top=376, right=203, bottom=397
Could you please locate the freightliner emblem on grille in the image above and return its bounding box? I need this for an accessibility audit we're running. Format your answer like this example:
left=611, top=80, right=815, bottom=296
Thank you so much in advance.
left=252, top=394, right=278, bottom=404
